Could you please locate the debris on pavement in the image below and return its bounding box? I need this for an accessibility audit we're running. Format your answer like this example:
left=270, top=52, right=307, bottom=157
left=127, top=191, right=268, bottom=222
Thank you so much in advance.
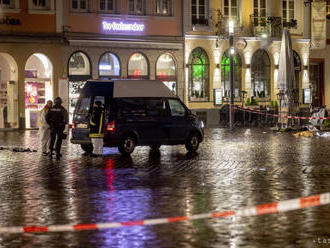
left=293, top=130, right=313, bottom=137
left=0, top=146, right=37, bottom=152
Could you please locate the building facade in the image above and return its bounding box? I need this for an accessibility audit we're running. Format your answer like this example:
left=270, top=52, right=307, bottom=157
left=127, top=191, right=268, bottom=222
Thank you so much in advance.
left=0, top=0, right=184, bottom=129
left=183, top=0, right=321, bottom=125
left=1, top=0, right=330, bottom=130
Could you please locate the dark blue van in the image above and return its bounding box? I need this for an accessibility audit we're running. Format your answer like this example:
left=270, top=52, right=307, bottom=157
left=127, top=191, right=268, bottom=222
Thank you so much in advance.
left=71, top=80, right=204, bottom=155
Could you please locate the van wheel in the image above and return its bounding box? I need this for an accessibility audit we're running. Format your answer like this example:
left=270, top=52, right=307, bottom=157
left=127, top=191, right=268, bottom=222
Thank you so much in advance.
left=149, top=144, right=161, bottom=150
left=185, top=133, right=200, bottom=152
left=118, top=136, right=136, bottom=155
left=81, top=144, right=93, bottom=154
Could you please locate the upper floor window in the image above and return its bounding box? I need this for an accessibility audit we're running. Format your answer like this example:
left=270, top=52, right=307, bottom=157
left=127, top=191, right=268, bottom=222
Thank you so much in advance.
left=0, top=0, right=12, bottom=8
left=128, top=0, right=145, bottom=15
left=71, top=0, right=88, bottom=12
left=32, top=0, right=47, bottom=9
left=155, top=0, right=172, bottom=16
left=253, top=0, right=266, bottom=26
left=192, top=0, right=208, bottom=25
left=223, top=0, right=238, bottom=19
left=282, top=0, right=294, bottom=23
left=99, top=0, right=116, bottom=13
left=325, top=0, right=330, bottom=19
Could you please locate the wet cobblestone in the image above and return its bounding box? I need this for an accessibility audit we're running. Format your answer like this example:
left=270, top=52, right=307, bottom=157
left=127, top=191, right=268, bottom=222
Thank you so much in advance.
left=0, top=128, right=330, bottom=247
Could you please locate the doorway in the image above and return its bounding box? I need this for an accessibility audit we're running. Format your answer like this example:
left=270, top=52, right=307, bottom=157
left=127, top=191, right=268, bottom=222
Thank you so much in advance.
left=309, top=59, right=324, bottom=107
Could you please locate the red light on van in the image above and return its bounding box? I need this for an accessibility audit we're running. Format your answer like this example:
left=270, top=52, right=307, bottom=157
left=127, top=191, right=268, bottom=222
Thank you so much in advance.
left=72, top=121, right=76, bottom=129
left=106, top=121, right=115, bottom=132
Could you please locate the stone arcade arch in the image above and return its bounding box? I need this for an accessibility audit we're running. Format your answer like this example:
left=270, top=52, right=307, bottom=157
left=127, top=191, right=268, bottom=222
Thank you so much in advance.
left=0, top=53, right=18, bottom=129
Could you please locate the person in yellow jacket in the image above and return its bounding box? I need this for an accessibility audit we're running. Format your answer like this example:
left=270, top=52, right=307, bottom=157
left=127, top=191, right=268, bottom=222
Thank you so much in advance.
left=89, top=101, right=105, bottom=156
left=39, top=100, right=53, bottom=156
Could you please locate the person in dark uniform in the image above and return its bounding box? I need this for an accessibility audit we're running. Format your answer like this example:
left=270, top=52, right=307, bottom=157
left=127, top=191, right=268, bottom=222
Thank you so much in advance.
left=46, top=97, right=69, bottom=160
left=89, top=101, right=105, bottom=157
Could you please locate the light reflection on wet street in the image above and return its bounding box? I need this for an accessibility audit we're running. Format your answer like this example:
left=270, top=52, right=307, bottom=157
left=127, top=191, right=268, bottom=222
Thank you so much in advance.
left=1, top=128, right=330, bottom=247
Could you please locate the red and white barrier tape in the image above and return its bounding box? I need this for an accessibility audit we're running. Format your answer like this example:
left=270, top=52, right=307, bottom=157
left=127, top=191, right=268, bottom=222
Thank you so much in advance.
left=1, top=192, right=329, bottom=234
left=234, top=106, right=330, bottom=120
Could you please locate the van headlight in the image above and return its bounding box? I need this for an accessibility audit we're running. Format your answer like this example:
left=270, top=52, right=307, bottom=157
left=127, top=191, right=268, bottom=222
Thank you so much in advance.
left=200, top=120, right=204, bottom=129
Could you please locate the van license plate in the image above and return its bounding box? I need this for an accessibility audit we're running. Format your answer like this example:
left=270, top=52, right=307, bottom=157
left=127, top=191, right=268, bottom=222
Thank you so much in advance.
left=77, top=123, right=88, bottom=128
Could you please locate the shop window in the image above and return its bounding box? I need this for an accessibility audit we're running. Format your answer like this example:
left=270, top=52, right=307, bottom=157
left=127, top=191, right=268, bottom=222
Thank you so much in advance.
left=99, top=0, right=116, bottom=13
left=156, top=53, right=176, bottom=94
left=253, top=0, right=266, bottom=26
left=71, top=0, right=88, bottom=12
left=221, top=49, right=242, bottom=99
left=155, top=0, right=172, bottom=16
left=188, top=47, right=209, bottom=102
left=99, top=53, right=120, bottom=78
left=282, top=0, right=294, bottom=23
left=128, top=53, right=149, bottom=79
left=192, top=0, right=208, bottom=25
left=69, top=52, right=90, bottom=76
left=251, top=49, right=270, bottom=98
left=68, top=51, right=91, bottom=123
left=128, top=0, right=145, bottom=15
left=223, top=0, right=238, bottom=19
left=32, top=0, right=48, bottom=9
left=24, top=53, right=53, bottom=129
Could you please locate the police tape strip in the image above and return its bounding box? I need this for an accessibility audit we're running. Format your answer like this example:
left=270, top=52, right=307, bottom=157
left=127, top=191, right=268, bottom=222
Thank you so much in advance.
left=0, top=192, right=329, bottom=234
left=234, top=106, right=330, bottom=120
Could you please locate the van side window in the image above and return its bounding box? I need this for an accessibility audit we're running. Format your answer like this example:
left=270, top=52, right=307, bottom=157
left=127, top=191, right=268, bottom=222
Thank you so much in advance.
left=76, top=97, right=91, bottom=115
left=145, top=99, right=165, bottom=117
left=119, top=98, right=146, bottom=117
left=168, top=99, right=186, bottom=117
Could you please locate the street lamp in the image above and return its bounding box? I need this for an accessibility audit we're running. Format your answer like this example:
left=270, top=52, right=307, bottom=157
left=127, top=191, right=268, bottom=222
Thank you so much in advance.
left=229, top=20, right=234, bottom=130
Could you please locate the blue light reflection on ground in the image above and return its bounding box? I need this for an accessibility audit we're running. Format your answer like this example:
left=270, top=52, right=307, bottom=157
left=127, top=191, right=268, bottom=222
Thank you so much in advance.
left=94, top=157, right=158, bottom=248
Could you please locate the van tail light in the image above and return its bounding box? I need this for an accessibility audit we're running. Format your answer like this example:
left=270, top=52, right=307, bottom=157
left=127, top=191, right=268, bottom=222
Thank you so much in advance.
left=106, top=121, right=115, bottom=132
left=72, top=121, right=76, bottom=129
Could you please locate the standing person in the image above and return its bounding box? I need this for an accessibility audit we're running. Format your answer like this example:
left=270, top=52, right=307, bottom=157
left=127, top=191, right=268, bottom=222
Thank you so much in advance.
left=39, top=100, right=53, bottom=156
left=46, top=97, right=69, bottom=160
left=89, top=101, right=105, bottom=157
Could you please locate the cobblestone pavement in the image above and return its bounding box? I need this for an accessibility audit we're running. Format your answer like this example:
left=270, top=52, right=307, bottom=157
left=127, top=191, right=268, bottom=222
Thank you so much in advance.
left=0, top=128, right=330, bottom=248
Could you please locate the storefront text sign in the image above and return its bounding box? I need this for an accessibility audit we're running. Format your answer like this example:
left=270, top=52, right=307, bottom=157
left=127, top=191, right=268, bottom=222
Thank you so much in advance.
left=102, top=21, right=144, bottom=32
left=311, top=1, right=326, bottom=50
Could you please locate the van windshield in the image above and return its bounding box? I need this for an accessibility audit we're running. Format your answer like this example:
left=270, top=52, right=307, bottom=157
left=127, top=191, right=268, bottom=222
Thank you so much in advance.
left=75, top=97, right=91, bottom=115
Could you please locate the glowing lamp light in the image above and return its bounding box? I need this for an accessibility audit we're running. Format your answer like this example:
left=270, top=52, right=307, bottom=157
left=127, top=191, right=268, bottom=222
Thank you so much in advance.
left=228, top=20, right=234, bottom=34
left=230, top=47, right=235, bottom=55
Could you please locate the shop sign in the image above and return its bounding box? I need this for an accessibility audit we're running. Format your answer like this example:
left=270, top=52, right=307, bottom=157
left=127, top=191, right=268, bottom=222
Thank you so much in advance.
left=102, top=21, right=144, bottom=32
left=311, top=1, right=326, bottom=50
left=0, top=16, right=21, bottom=25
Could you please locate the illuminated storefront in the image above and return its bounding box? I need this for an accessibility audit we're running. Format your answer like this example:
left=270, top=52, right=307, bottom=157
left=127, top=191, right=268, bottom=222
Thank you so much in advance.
left=127, top=53, right=149, bottom=79
left=24, top=53, right=53, bottom=129
left=156, top=53, right=177, bottom=94
left=68, top=51, right=91, bottom=123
